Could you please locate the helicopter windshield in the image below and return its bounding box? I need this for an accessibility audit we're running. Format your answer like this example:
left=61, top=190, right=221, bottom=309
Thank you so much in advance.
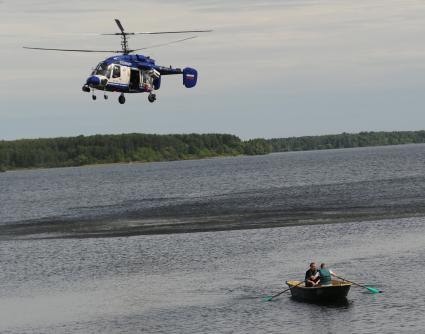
left=92, top=62, right=108, bottom=76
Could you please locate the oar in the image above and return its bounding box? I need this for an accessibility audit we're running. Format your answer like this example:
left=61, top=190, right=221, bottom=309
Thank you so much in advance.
left=333, top=274, right=382, bottom=294
left=263, top=281, right=304, bottom=302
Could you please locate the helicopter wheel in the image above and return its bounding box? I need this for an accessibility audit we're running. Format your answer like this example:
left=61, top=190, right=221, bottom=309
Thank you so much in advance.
left=92, top=95, right=97, bottom=101
left=148, top=93, right=156, bottom=103
left=118, top=94, right=126, bottom=104
left=104, top=94, right=108, bottom=100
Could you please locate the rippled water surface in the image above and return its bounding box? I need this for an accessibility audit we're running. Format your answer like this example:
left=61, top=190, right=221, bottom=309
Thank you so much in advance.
left=1, top=145, right=425, bottom=333
left=2, top=144, right=425, bottom=227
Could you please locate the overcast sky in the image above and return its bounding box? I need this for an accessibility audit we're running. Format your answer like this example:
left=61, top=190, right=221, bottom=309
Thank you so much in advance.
left=1, top=0, right=425, bottom=140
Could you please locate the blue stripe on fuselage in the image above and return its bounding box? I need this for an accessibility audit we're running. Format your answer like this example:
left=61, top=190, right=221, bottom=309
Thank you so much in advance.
left=102, top=83, right=150, bottom=93
left=105, top=83, right=128, bottom=92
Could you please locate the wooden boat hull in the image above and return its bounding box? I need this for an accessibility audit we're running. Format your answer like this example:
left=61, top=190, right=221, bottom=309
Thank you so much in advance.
left=286, top=280, right=351, bottom=302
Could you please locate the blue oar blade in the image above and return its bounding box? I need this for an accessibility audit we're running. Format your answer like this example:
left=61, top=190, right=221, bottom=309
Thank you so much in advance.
left=263, top=296, right=273, bottom=302
left=366, top=286, right=381, bottom=294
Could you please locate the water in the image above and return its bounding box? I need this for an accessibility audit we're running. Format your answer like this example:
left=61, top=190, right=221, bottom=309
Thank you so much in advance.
left=1, top=144, right=425, bottom=333
left=2, top=144, right=425, bottom=238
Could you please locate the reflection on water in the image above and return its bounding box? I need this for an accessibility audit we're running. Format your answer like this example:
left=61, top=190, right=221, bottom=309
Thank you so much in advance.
left=290, top=296, right=351, bottom=308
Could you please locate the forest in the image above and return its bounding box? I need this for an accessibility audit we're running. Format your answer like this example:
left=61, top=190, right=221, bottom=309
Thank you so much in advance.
left=1, top=130, right=425, bottom=171
left=0, top=133, right=271, bottom=170
left=268, top=131, right=425, bottom=152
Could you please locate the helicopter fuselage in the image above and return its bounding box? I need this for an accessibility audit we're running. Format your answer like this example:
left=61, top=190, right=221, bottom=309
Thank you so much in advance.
left=25, top=19, right=209, bottom=104
left=83, top=54, right=198, bottom=102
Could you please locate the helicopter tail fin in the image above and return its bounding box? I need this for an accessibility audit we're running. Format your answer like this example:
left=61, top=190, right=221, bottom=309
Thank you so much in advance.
left=183, top=68, right=198, bottom=88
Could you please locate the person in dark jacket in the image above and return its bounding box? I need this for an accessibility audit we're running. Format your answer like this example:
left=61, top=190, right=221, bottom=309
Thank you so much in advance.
left=305, top=262, right=320, bottom=287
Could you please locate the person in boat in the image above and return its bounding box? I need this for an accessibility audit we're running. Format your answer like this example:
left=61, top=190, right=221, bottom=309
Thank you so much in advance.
left=318, top=263, right=336, bottom=286
left=305, top=262, right=320, bottom=287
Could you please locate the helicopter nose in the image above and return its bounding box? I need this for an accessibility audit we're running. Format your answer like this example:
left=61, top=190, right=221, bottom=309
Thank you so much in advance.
left=86, top=75, right=101, bottom=86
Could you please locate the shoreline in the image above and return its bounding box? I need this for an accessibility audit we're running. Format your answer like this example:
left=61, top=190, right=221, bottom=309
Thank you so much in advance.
left=0, top=143, right=425, bottom=174
left=3, top=142, right=425, bottom=173
left=0, top=152, right=247, bottom=173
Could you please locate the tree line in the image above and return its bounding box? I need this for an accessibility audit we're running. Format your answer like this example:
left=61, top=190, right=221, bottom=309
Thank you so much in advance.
left=0, top=133, right=271, bottom=171
left=268, top=131, right=425, bottom=152
left=2, top=131, right=425, bottom=171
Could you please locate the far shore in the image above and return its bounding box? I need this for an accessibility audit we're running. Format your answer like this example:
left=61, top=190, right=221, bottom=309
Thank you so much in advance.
left=2, top=130, right=425, bottom=172
left=2, top=142, right=425, bottom=173
left=0, top=153, right=246, bottom=173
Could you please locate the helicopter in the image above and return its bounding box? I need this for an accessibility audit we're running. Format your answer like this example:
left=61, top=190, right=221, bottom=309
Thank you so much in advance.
left=24, top=19, right=211, bottom=104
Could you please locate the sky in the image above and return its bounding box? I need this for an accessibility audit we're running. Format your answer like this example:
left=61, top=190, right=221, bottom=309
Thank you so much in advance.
left=1, top=0, right=425, bottom=140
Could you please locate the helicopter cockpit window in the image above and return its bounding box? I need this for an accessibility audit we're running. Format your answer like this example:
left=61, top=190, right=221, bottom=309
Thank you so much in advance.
left=112, top=65, right=121, bottom=78
left=105, top=65, right=112, bottom=79
left=93, top=62, right=108, bottom=76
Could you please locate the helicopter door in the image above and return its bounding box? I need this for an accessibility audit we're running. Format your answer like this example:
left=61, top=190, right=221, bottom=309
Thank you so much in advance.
left=141, top=71, right=150, bottom=90
left=129, top=69, right=140, bottom=91
left=108, top=65, right=130, bottom=89
left=108, top=65, right=123, bottom=87
left=111, top=65, right=121, bottom=81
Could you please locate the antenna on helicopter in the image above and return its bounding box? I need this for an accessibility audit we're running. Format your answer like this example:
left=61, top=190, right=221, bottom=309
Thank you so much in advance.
left=23, top=19, right=212, bottom=54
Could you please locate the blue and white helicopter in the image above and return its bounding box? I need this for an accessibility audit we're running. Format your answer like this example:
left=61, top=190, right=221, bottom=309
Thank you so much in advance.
left=24, top=19, right=211, bottom=104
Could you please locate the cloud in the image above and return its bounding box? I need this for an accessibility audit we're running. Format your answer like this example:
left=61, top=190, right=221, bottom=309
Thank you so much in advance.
left=1, top=0, right=425, bottom=139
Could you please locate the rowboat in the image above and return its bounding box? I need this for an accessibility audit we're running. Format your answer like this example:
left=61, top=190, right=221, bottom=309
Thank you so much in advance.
left=286, top=280, right=351, bottom=302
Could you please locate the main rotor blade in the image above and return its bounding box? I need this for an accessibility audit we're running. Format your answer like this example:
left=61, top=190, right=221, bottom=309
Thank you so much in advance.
left=129, top=36, right=197, bottom=52
left=100, top=30, right=211, bottom=36
left=115, top=19, right=125, bottom=34
left=134, top=29, right=212, bottom=35
left=23, top=46, right=122, bottom=53
left=101, top=33, right=135, bottom=36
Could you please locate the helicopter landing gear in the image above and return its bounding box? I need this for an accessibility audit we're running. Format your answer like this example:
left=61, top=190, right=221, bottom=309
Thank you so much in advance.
left=91, top=88, right=97, bottom=101
left=104, top=93, right=108, bottom=100
left=118, top=93, right=126, bottom=104
left=148, top=93, right=156, bottom=103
